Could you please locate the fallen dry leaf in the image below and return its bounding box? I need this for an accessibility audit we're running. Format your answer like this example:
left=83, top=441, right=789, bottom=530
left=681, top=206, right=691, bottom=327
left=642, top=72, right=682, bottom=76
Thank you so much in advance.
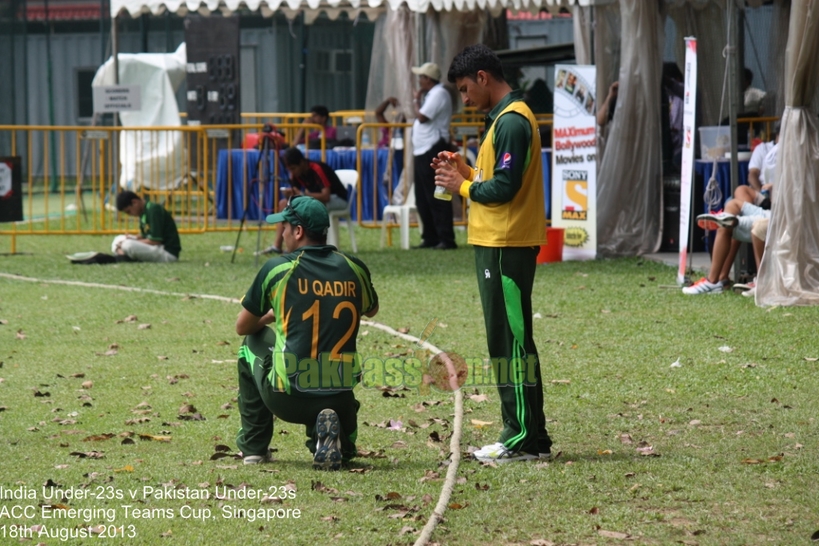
left=81, top=381, right=93, bottom=389
left=16, top=330, right=26, bottom=340
left=114, top=465, right=134, bottom=472
left=138, top=434, right=172, bottom=442
left=468, top=394, right=489, bottom=403
left=470, top=419, right=493, bottom=428
left=597, top=530, right=630, bottom=539
left=138, top=324, right=151, bottom=330
left=69, top=451, right=104, bottom=459
left=83, top=433, right=114, bottom=442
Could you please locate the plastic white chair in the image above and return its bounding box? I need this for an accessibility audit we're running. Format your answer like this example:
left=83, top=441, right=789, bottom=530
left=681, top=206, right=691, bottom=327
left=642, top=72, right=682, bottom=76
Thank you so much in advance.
left=380, top=185, right=421, bottom=250
left=329, top=169, right=358, bottom=252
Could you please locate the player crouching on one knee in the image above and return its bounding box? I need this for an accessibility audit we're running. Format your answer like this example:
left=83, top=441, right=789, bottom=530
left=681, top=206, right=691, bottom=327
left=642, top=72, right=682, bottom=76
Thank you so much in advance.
left=233, top=196, right=379, bottom=469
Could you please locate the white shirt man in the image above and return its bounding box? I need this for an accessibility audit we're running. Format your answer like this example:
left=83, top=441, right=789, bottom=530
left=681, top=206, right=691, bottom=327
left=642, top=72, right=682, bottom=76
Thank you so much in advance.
left=411, top=64, right=453, bottom=156
left=409, top=62, right=457, bottom=250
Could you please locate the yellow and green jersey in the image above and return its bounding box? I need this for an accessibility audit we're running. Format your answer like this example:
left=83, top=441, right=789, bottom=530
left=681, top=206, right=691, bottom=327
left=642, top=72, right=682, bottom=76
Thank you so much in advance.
left=458, top=90, right=546, bottom=247
left=241, top=246, right=378, bottom=396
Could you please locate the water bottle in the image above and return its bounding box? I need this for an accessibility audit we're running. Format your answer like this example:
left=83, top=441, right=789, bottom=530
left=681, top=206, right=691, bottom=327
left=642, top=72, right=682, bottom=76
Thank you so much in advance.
left=434, top=151, right=455, bottom=201
left=361, top=129, right=371, bottom=148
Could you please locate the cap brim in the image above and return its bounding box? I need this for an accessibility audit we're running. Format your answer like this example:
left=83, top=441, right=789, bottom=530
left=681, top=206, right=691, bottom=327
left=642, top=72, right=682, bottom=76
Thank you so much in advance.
left=265, top=212, right=287, bottom=224
left=410, top=67, right=423, bottom=74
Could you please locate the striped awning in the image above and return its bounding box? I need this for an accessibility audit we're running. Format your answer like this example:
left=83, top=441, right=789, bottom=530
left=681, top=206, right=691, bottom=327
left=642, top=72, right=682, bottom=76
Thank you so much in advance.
left=109, top=0, right=604, bottom=19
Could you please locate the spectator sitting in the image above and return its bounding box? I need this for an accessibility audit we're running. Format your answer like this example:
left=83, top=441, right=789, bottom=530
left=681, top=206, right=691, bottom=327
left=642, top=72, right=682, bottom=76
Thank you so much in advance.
left=293, top=105, right=337, bottom=146
left=258, top=147, right=348, bottom=255
left=682, top=198, right=771, bottom=295
left=732, top=216, right=769, bottom=298
left=733, top=121, right=779, bottom=209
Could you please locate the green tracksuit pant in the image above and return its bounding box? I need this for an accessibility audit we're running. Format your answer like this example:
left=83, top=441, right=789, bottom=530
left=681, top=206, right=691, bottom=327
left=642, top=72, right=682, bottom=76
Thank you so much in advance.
left=236, top=327, right=359, bottom=460
left=474, top=245, right=552, bottom=455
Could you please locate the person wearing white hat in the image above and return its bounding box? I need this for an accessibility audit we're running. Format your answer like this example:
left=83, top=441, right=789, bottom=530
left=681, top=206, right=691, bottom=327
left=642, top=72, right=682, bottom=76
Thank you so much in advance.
left=410, top=61, right=456, bottom=250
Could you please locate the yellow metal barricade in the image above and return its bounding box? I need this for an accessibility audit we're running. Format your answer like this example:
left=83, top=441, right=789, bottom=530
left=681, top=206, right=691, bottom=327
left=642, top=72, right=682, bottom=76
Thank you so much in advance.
left=0, top=112, right=556, bottom=252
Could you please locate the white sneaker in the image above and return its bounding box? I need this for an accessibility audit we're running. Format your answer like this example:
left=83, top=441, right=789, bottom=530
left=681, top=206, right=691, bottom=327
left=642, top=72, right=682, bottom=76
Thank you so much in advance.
left=697, top=212, right=738, bottom=231
left=243, top=453, right=272, bottom=465
left=472, top=442, right=504, bottom=457
left=742, top=285, right=757, bottom=298
left=473, top=442, right=538, bottom=464
left=682, top=277, right=723, bottom=295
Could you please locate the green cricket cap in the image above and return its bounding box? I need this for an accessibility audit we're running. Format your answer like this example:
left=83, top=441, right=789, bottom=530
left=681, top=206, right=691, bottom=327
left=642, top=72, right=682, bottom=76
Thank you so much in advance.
left=266, top=196, right=329, bottom=235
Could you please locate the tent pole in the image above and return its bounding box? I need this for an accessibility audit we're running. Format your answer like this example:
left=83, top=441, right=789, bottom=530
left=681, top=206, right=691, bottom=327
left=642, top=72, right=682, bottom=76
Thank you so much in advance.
left=112, top=13, right=119, bottom=86
left=727, top=0, right=741, bottom=281
left=23, top=0, right=29, bottom=125
left=414, top=12, right=425, bottom=66
left=10, top=0, right=16, bottom=124
left=100, top=0, right=105, bottom=63
left=299, top=11, right=308, bottom=113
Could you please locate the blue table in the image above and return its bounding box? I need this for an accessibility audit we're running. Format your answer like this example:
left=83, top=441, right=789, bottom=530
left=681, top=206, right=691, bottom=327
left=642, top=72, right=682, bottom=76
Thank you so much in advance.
left=694, top=159, right=750, bottom=252
left=216, top=148, right=552, bottom=222
left=694, top=159, right=750, bottom=212
left=216, top=148, right=404, bottom=222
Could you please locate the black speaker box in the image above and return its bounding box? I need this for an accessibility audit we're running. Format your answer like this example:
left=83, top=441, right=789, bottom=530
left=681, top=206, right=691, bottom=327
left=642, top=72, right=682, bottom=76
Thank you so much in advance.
left=184, top=16, right=240, bottom=125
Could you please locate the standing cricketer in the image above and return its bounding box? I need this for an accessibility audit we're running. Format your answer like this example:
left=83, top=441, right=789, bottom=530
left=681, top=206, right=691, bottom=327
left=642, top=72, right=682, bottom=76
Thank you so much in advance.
left=234, top=196, right=379, bottom=470
left=433, top=44, right=552, bottom=463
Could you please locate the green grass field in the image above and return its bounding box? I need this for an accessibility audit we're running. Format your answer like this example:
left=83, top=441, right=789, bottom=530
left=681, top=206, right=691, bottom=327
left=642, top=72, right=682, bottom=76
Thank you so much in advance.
left=1, top=227, right=817, bottom=545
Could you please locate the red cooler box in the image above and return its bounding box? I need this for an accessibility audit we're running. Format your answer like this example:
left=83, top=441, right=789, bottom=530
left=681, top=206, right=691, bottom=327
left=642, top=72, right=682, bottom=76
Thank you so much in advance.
left=537, top=227, right=564, bottom=264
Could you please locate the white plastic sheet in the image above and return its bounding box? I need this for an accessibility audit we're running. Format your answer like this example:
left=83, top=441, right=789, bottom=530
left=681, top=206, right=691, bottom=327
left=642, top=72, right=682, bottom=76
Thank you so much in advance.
left=92, top=44, right=187, bottom=192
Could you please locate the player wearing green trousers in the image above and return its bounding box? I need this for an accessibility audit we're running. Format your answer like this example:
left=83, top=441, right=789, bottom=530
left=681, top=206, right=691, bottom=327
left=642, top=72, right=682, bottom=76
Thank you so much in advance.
left=234, top=196, right=379, bottom=470
left=433, top=44, right=552, bottom=463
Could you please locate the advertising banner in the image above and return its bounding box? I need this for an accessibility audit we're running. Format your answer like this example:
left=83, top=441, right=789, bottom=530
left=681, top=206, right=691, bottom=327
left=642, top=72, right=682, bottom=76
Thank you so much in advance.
left=678, top=38, right=698, bottom=284
left=551, top=65, right=597, bottom=260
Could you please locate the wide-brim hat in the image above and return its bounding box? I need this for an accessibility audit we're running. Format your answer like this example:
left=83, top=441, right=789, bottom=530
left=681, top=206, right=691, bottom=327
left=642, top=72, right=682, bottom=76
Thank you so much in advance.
left=411, top=62, right=442, bottom=82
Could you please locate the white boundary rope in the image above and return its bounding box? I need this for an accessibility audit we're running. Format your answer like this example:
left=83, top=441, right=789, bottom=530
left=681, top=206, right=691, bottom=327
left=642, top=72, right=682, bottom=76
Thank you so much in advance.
left=360, top=321, right=464, bottom=546
left=0, top=272, right=464, bottom=545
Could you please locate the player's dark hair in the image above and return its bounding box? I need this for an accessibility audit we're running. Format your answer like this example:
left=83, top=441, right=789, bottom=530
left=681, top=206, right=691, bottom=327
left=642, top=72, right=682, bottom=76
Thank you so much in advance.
left=115, top=190, right=140, bottom=212
left=283, top=147, right=305, bottom=167
left=447, top=44, right=505, bottom=84
left=301, top=229, right=327, bottom=244
left=310, top=105, right=330, bottom=119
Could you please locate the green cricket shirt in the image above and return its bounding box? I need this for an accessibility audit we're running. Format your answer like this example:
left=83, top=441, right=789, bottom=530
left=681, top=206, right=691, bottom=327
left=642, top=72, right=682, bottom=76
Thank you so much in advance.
left=140, top=201, right=181, bottom=258
left=241, top=245, right=378, bottom=396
